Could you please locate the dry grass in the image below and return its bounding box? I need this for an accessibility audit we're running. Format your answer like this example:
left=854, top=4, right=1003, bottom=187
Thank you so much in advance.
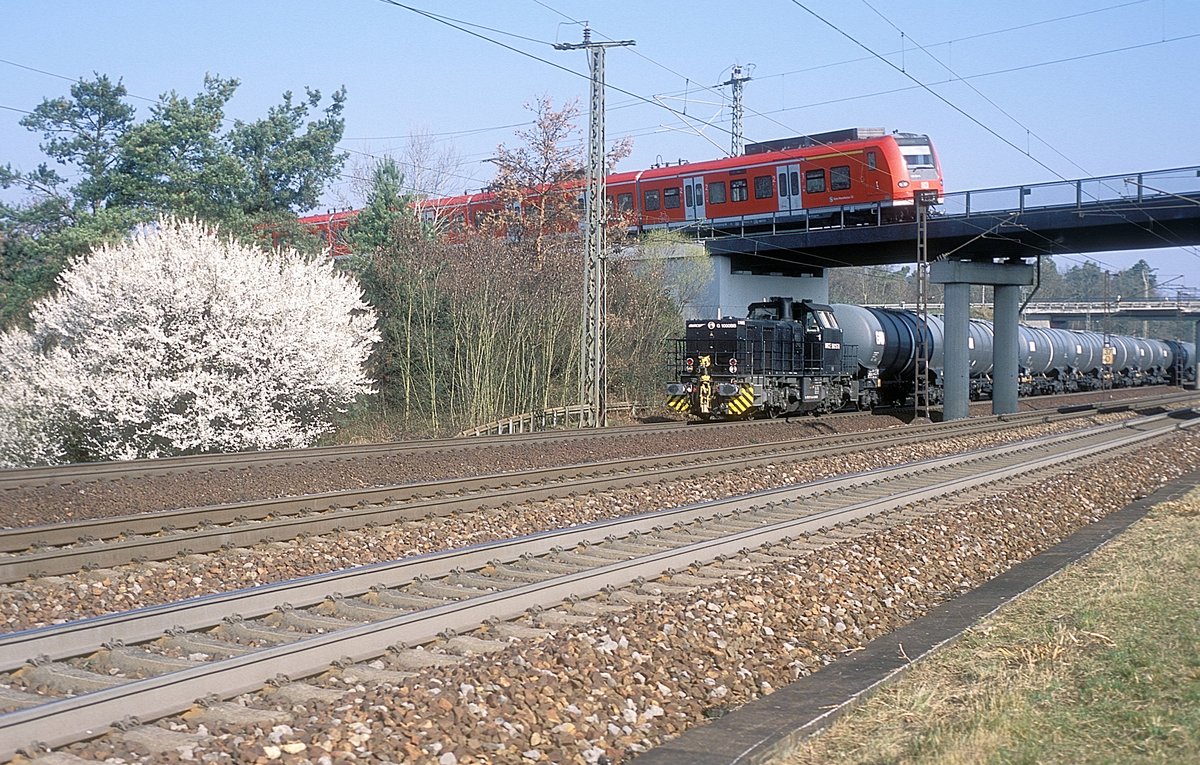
left=779, top=486, right=1200, bottom=765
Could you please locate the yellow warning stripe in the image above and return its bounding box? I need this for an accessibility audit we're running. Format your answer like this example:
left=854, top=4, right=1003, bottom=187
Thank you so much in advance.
left=725, top=385, right=756, bottom=416
left=667, top=395, right=691, bottom=413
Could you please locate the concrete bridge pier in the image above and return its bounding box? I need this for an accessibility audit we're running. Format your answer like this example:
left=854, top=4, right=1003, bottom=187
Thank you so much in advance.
left=931, top=259, right=1035, bottom=420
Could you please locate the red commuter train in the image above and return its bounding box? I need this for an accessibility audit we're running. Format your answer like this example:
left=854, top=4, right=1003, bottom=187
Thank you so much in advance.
left=299, top=127, right=943, bottom=251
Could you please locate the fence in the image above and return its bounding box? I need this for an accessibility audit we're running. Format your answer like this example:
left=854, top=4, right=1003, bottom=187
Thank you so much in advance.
left=457, top=401, right=646, bottom=437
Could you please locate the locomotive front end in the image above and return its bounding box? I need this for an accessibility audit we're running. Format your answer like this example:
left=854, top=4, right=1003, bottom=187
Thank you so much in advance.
left=667, top=319, right=759, bottom=419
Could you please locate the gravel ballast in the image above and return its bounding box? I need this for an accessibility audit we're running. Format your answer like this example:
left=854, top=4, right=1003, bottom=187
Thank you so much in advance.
left=38, top=430, right=1200, bottom=764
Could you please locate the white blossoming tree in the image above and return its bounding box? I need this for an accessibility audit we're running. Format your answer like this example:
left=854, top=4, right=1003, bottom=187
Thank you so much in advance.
left=0, top=218, right=379, bottom=466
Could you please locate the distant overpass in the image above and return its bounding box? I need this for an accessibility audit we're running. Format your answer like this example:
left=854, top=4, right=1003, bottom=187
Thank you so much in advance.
left=703, top=165, right=1200, bottom=269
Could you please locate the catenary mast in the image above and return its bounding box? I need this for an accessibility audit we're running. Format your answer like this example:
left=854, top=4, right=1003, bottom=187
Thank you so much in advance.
left=555, top=26, right=634, bottom=427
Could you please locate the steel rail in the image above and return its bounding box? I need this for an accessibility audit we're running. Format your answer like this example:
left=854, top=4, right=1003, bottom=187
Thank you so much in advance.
left=0, top=398, right=1174, bottom=582
left=0, top=414, right=798, bottom=493
left=1, top=389, right=1177, bottom=495
left=1, top=409, right=1194, bottom=759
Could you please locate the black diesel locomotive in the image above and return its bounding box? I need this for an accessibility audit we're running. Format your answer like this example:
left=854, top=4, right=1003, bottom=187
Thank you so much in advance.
left=666, top=296, right=1197, bottom=419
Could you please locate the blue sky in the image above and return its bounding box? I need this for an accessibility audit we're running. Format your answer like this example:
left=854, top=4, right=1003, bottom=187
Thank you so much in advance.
left=3, top=0, right=1198, bottom=290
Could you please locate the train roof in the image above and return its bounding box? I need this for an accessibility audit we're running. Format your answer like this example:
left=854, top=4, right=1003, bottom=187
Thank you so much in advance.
left=607, top=130, right=923, bottom=184
left=744, top=127, right=887, bottom=155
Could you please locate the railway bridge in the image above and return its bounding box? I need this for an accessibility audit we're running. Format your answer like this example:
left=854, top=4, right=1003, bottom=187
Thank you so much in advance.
left=691, top=164, right=1200, bottom=418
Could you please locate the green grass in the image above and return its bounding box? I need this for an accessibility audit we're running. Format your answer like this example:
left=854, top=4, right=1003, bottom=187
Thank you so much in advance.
left=779, top=489, right=1200, bottom=765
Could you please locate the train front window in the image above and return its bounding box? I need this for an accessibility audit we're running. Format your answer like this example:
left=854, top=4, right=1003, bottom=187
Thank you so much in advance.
left=902, top=149, right=935, bottom=168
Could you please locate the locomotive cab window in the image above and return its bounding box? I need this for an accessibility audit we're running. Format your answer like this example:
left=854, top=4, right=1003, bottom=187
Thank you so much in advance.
left=664, top=186, right=681, bottom=209
left=866, top=151, right=877, bottom=170
left=831, top=165, right=851, bottom=191
left=730, top=179, right=748, bottom=202
left=805, top=169, right=826, bottom=194
left=708, top=181, right=727, bottom=204
left=644, top=189, right=661, bottom=211
left=754, top=175, right=773, bottom=199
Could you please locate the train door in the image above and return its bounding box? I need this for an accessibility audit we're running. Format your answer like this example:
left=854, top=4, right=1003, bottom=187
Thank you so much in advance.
left=777, top=163, right=801, bottom=215
left=684, top=176, right=706, bottom=222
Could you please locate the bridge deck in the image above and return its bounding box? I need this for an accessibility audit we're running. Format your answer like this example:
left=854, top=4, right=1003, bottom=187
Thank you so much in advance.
left=701, top=165, right=1200, bottom=269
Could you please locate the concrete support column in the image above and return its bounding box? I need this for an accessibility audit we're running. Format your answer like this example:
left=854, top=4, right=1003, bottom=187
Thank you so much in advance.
left=931, top=259, right=1034, bottom=420
left=993, top=284, right=1022, bottom=414
left=942, top=282, right=971, bottom=421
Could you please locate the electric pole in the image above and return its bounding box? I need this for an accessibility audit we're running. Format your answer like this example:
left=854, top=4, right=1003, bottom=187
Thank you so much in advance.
left=716, top=65, right=752, bottom=156
left=555, top=26, right=634, bottom=428
left=914, top=190, right=936, bottom=422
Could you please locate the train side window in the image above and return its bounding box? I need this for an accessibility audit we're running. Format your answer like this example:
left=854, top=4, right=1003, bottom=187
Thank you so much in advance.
left=616, top=192, right=633, bottom=212
left=684, top=185, right=694, bottom=208
left=730, top=179, right=748, bottom=202
left=806, top=169, right=826, bottom=194
left=866, top=150, right=877, bottom=170
left=708, top=181, right=727, bottom=204
left=754, top=175, right=773, bottom=199
left=778, top=172, right=788, bottom=197
left=664, top=186, right=681, bottom=209
left=644, top=188, right=661, bottom=211
left=790, top=171, right=800, bottom=195
left=831, top=165, right=851, bottom=191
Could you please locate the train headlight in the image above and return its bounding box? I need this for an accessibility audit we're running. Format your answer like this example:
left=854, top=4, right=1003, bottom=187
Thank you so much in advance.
left=898, top=181, right=910, bottom=188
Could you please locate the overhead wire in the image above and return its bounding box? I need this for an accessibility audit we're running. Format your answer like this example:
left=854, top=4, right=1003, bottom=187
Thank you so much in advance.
left=4, top=2, right=1197, bottom=278
left=788, top=0, right=1200, bottom=272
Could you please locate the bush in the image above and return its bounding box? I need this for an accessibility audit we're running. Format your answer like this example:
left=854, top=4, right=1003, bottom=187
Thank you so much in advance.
left=0, top=218, right=379, bottom=466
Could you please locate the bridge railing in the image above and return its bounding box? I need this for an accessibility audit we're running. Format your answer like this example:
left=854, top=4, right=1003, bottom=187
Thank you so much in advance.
left=938, top=165, right=1200, bottom=218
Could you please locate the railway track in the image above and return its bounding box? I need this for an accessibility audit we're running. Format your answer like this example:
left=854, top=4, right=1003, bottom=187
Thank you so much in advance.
left=2, top=395, right=1192, bottom=584
left=0, top=388, right=1170, bottom=497
left=0, top=417, right=743, bottom=494
left=1, top=406, right=1197, bottom=760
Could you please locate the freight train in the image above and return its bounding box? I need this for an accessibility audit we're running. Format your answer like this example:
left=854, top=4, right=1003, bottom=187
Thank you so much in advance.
left=666, top=297, right=1197, bottom=419
left=299, top=127, right=943, bottom=252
